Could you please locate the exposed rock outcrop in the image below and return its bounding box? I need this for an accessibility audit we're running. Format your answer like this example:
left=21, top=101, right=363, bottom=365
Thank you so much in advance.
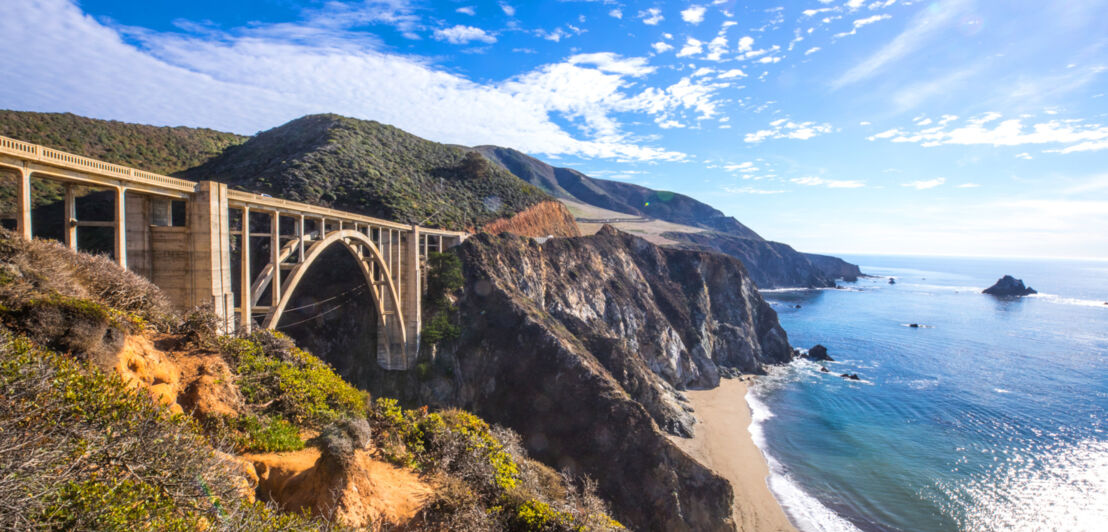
left=802, top=252, right=863, bottom=282
left=663, top=231, right=837, bottom=288
left=983, top=275, right=1037, bottom=296
left=431, top=226, right=793, bottom=531
left=480, top=200, right=581, bottom=238
left=806, top=344, right=833, bottom=361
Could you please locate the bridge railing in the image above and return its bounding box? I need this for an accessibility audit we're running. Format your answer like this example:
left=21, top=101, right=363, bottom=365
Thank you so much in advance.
left=0, top=134, right=197, bottom=193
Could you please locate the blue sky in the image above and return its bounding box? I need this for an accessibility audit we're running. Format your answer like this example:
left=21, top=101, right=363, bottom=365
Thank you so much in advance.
left=2, top=0, right=1106, bottom=258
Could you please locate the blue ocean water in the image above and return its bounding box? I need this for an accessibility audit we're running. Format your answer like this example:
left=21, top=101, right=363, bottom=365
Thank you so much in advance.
left=754, top=255, right=1108, bottom=532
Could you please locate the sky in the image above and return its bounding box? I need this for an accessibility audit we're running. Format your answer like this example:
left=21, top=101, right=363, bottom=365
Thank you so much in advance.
left=2, top=0, right=1106, bottom=259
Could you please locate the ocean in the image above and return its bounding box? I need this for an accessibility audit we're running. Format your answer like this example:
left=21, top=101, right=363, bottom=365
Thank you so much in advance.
left=755, top=255, right=1108, bottom=532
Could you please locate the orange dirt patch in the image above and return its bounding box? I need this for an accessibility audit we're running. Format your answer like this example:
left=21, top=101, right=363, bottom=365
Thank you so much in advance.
left=482, top=200, right=581, bottom=238
left=247, top=448, right=434, bottom=529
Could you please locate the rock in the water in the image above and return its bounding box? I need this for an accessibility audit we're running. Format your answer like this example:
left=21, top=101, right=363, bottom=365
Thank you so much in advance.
left=820, top=367, right=830, bottom=373
left=888, top=277, right=896, bottom=284
left=795, top=304, right=802, bottom=309
left=909, top=323, right=920, bottom=328
left=807, top=344, right=834, bottom=362
left=840, top=373, right=861, bottom=381
left=983, top=275, right=1037, bottom=296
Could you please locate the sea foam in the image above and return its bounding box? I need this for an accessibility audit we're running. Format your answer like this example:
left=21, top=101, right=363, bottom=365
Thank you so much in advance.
left=747, top=379, right=863, bottom=532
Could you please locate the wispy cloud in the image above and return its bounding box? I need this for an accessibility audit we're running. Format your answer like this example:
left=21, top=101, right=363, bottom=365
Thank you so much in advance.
left=791, top=177, right=866, bottom=188
left=868, top=113, right=1108, bottom=152
left=745, top=118, right=834, bottom=143
left=902, top=177, right=946, bottom=189
left=638, top=8, right=664, bottom=25
left=833, top=0, right=969, bottom=88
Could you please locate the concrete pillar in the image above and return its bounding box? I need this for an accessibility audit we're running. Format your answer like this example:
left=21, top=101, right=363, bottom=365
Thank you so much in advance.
left=402, top=224, right=422, bottom=366
left=240, top=206, right=252, bottom=334
left=189, top=181, right=234, bottom=333
left=270, top=213, right=281, bottom=307
left=114, top=186, right=127, bottom=267
left=64, top=185, right=76, bottom=250
left=17, top=168, right=30, bottom=239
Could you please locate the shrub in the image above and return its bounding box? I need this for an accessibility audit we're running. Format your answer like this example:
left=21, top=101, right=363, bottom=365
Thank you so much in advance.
left=218, top=330, right=368, bottom=428
left=205, top=414, right=306, bottom=453
left=0, top=331, right=329, bottom=530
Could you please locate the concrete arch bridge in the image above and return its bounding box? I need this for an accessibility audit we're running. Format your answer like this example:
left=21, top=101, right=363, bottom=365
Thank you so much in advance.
left=0, top=135, right=466, bottom=370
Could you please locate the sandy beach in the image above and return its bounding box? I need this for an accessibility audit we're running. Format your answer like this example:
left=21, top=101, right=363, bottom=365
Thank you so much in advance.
left=669, top=377, right=796, bottom=532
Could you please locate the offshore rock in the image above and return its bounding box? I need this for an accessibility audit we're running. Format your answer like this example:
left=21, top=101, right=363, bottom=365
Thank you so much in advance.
left=806, top=344, right=833, bottom=362
left=983, top=275, right=1037, bottom=296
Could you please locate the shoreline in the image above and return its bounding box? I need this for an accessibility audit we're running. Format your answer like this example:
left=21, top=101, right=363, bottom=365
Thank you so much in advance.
left=668, top=376, right=797, bottom=532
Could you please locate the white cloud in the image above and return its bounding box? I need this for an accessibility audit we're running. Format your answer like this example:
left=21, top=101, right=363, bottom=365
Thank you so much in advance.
left=1015, top=152, right=1032, bottom=160
left=724, top=186, right=785, bottom=194
left=681, top=5, right=707, bottom=24
left=456, top=6, right=475, bottom=16
left=609, top=8, right=622, bottom=19
left=790, top=177, right=866, bottom=188
left=0, top=0, right=701, bottom=163
left=677, top=38, right=703, bottom=58
left=745, top=119, right=834, bottom=142
left=705, top=36, right=728, bottom=61
left=433, top=25, right=496, bottom=44
left=717, top=68, right=747, bottom=79
left=854, top=14, right=891, bottom=27
left=859, top=121, right=871, bottom=126
left=805, top=46, right=821, bottom=55
left=500, top=2, right=515, bottom=16
left=902, top=177, right=946, bottom=189
left=737, top=36, right=754, bottom=52
left=639, top=8, right=664, bottom=25
left=872, top=113, right=1108, bottom=152
left=568, top=52, right=655, bottom=77
left=651, top=41, right=674, bottom=53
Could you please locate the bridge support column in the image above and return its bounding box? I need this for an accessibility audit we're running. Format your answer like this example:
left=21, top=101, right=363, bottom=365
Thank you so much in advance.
left=64, top=185, right=77, bottom=250
left=114, top=186, right=127, bottom=267
left=189, top=181, right=234, bottom=333
left=402, top=224, right=422, bottom=367
left=17, top=167, right=31, bottom=239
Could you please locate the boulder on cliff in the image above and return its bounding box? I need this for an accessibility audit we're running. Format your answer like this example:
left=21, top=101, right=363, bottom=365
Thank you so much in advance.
left=983, top=275, right=1037, bottom=296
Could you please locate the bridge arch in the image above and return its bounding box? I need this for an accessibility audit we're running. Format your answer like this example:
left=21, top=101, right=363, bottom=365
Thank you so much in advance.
left=260, top=229, right=405, bottom=353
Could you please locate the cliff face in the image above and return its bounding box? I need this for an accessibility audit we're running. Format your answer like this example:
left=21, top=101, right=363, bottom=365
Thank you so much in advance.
left=432, top=226, right=793, bottom=531
left=802, top=252, right=862, bottom=282
left=480, top=200, right=581, bottom=238
left=663, top=231, right=837, bottom=288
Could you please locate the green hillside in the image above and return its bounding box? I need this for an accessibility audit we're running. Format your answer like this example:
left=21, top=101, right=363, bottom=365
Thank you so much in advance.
left=0, top=110, right=247, bottom=175
left=183, top=114, right=549, bottom=230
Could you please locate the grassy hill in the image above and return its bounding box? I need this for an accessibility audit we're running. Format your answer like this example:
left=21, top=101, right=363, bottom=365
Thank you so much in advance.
left=475, top=145, right=763, bottom=239
left=0, top=110, right=247, bottom=175
left=183, top=114, right=549, bottom=231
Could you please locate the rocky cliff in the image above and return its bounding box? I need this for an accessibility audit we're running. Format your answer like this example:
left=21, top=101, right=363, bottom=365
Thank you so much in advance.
left=802, top=252, right=862, bottom=282
left=663, top=231, right=837, bottom=288
left=422, top=226, right=793, bottom=531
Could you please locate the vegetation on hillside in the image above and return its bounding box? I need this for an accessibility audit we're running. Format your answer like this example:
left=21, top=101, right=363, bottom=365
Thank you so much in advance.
left=0, top=110, right=247, bottom=175
left=182, top=114, right=549, bottom=230
left=0, top=230, right=620, bottom=530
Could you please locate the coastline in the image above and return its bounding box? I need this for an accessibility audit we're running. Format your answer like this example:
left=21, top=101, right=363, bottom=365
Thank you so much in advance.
left=668, top=377, right=797, bottom=532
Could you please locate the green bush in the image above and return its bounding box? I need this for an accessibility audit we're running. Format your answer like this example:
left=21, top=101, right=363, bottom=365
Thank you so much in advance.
left=218, top=330, right=368, bottom=428
left=422, top=251, right=463, bottom=345
left=206, top=414, right=306, bottom=453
